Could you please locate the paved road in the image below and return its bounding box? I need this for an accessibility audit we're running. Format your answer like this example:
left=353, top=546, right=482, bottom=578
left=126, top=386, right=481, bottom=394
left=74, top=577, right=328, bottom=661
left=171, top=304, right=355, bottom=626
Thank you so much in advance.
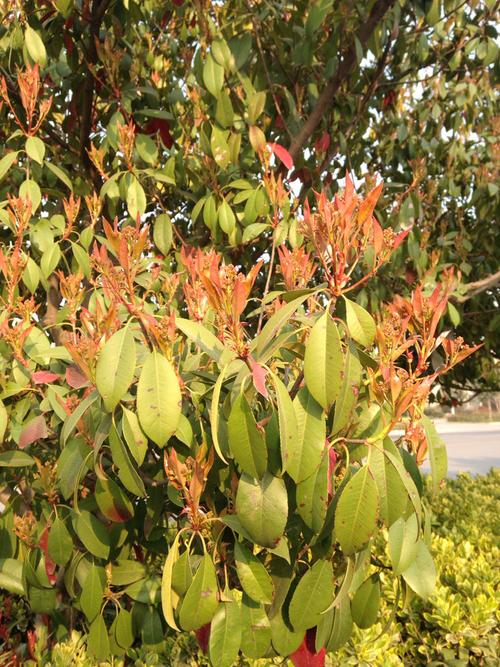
left=419, top=422, right=500, bottom=477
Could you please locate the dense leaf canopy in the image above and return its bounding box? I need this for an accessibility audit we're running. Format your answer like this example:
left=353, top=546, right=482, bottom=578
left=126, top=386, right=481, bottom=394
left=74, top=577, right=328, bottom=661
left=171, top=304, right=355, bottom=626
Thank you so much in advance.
left=0, top=0, right=498, bottom=395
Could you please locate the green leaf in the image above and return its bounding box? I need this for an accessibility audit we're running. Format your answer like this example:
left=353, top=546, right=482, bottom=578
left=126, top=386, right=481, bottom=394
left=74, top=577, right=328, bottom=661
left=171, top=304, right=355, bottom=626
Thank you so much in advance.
left=0, top=401, right=6, bottom=444
left=388, top=513, right=419, bottom=575
left=270, top=610, right=303, bottom=656
left=40, top=244, right=61, bottom=278
left=210, top=364, right=230, bottom=464
left=48, top=517, right=73, bottom=566
left=422, top=416, right=447, bottom=495
left=137, top=349, right=181, bottom=446
left=25, top=26, right=47, bottom=66
left=0, top=450, right=34, bottom=467
left=161, top=530, right=182, bottom=630
left=115, top=608, right=134, bottom=649
left=80, top=564, right=105, bottom=621
left=121, top=406, right=148, bottom=466
left=218, top=199, right=236, bottom=234
left=234, top=541, right=274, bottom=604
left=296, top=447, right=329, bottom=533
left=288, top=559, right=334, bottom=631
left=215, top=91, right=234, bottom=128
left=401, top=540, right=436, bottom=599
left=136, top=133, right=158, bottom=164
left=236, top=472, right=288, bottom=548
left=179, top=553, right=219, bottom=630
left=109, top=425, right=146, bottom=497
left=335, top=465, right=379, bottom=555
left=242, top=222, right=270, bottom=244
left=247, top=91, right=266, bottom=124
left=0, top=558, right=25, bottom=595
left=153, top=213, right=173, bottom=255
left=304, top=311, right=343, bottom=410
left=351, top=574, right=380, bottom=629
left=228, top=393, right=267, bottom=478
left=209, top=600, right=242, bottom=667
left=254, top=293, right=310, bottom=360
left=369, top=439, right=408, bottom=527
left=95, top=476, right=134, bottom=522
left=327, top=593, right=353, bottom=651
left=126, top=176, right=146, bottom=219
left=240, top=594, right=271, bottom=659
left=0, top=151, right=18, bottom=182
left=270, top=373, right=298, bottom=476
left=383, top=448, right=422, bottom=524
left=111, top=560, right=146, bottom=587
left=203, top=53, right=224, bottom=97
left=57, top=438, right=92, bottom=499
left=45, top=161, right=73, bottom=190
left=73, top=510, right=110, bottom=560
left=344, top=298, right=376, bottom=348
left=291, top=387, right=325, bottom=482
left=87, top=615, right=110, bottom=662
left=332, top=343, right=362, bottom=434
left=95, top=326, right=136, bottom=412
left=20, top=178, right=42, bottom=212
left=176, top=317, right=226, bottom=364
left=125, top=577, right=160, bottom=604
left=25, top=136, right=45, bottom=164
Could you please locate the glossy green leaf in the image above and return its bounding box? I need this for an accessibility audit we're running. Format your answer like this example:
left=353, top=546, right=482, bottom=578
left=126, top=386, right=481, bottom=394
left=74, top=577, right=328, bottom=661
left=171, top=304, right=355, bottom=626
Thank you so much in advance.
left=73, top=511, right=110, bottom=560
left=388, top=513, right=419, bottom=575
left=234, top=541, right=274, bottom=604
left=291, top=387, right=325, bottom=482
left=240, top=594, right=271, bottom=659
left=137, top=349, right=181, bottom=446
left=95, top=326, right=136, bottom=412
left=254, top=293, right=310, bottom=360
left=25, top=26, right=47, bottom=66
left=153, top=213, right=173, bottom=255
left=209, top=599, right=242, bottom=667
left=335, top=465, right=379, bottom=555
left=176, top=317, right=226, bottom=363
left=109, top=425, right=146, bottom=497
left=270, top=610, right=303, bottom=657
left=179, top=553, right=219, bottom=630
left=161, top=530, right=182, bottom=630
left=121, top=406, right=148, bottom=466
left=136, top=133, right=158, bottom=164
left=111, top=560, right=146, bottom=587
left=304, top=311, right=343, bottom=410
left=422, top=416, right=448, bottom=495
left=87, top=614, right=110, bottom=662
left=236, top=473, right=288, bottom=548
left=20, top=179, right=42, bottom=212
left=327, top=594, right=353, bottom=651
left=126, top=176, right=146, bottom=219
left=332, top=343, right=362, bottom=434
left=80, top=564, right=105, bottom=621
left=210, top=364, right=230, bottom=464
left=289, top=560, right=334, bottom=631
left=0, top=151, right=18, bottom=182
left=369, top=439, right=408, bottom=526
left=25, top=136, right=45, bottom=164
left=95, top=476, right=133, bottom=522
left=344, top=297, right=376, bottom=348
left=228, top=393, right=267, bottom=478
left=115, top=608, right=134, bottom=649
left=0, top=450, right=35, bottom=467
left=401, top=540, right=436, bottom=599
left=48, top=517, right=73, bottom=566
left=218, top=199, right=235, bottom=234
left=0, top=558, right=25, bottom=595
left=61, top=391, right=99, bottom=446
left=351, top=574, right=380, bottom=628
left=203, top=53, right=224, bottom=97
left=57, top=438, right=92, bottom=499
left=296, top=447, right=329, bottom=533
left=270, top=373, right=298, bottom=475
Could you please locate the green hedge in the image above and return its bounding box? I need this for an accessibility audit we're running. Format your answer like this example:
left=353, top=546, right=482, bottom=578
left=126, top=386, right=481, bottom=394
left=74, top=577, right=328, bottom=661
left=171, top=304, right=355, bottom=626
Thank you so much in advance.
left=1, top=471, right=498, bottom=666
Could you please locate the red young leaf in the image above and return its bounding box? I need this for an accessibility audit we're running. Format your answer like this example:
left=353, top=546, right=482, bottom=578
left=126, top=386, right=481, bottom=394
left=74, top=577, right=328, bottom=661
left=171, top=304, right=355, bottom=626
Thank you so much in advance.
left=19, top=415, right=48, bottom=449
left=65, top=365, right=89, bottom=389
left=195, top=623, right=211, bottom=653
left=249, top=357, right=269, bottom=399
left=39, top=527, right=57, bottom=585
left=31, top=371, right=59, bottom=385
left=327, top=445, right=337, bottom=499
left=315, top=131, right=330, bottom=153
left=268, top=142, right=294, bottom=170
left=290, top=629, right=326, bottom=667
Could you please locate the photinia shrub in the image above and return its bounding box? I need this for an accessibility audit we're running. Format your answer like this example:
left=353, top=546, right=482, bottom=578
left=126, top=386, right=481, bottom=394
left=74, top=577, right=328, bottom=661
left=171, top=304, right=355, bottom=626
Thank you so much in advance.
left=0, top=66, right=479, bottom=666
